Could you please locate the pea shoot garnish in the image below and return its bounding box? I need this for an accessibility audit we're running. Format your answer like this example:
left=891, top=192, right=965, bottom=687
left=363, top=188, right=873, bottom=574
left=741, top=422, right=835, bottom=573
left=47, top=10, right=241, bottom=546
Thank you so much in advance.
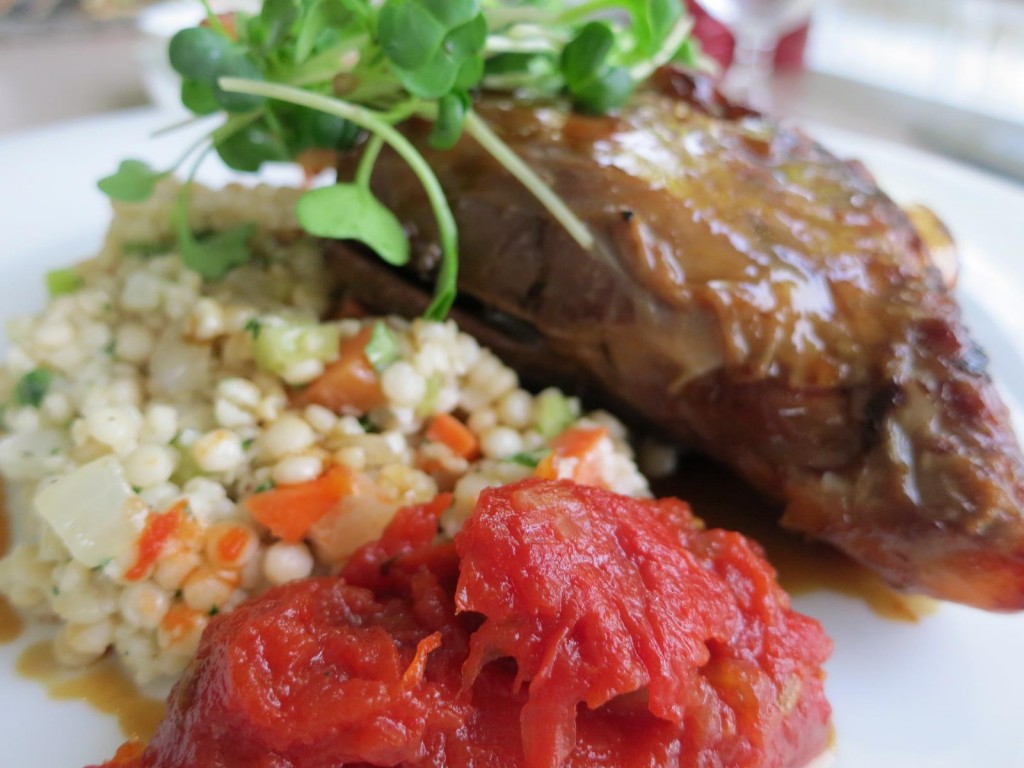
left=99, top=0, right=702, bottom=320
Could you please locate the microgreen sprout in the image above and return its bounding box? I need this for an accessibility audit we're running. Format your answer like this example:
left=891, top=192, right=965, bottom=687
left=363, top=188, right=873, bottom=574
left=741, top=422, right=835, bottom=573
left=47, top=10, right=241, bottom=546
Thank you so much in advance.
left=98, top=0, right=702, bottom=317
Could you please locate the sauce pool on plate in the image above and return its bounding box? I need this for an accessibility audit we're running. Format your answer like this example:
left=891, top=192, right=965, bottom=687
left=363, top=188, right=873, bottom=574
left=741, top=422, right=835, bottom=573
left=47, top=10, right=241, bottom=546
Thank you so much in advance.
left=653, top=459, right=938, bottom=622
left=0, top=480, right=24, bottom=644
left=17, top=642, right=165, bottom=742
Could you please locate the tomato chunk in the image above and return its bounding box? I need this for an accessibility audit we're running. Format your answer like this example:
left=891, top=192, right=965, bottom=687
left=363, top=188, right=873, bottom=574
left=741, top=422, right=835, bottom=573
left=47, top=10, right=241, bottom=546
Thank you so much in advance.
left=91, top=481, right=831, bottom=768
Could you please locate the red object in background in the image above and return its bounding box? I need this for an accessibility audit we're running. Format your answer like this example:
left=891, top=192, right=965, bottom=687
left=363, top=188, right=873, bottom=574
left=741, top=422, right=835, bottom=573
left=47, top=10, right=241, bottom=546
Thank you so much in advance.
left=685, top=0, right=810, bottom=72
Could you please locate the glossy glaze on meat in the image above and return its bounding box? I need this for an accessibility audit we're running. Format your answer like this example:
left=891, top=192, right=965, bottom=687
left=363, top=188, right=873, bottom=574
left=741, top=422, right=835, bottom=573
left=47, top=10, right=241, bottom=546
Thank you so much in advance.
left=329, top=70, right=1024, bottom=610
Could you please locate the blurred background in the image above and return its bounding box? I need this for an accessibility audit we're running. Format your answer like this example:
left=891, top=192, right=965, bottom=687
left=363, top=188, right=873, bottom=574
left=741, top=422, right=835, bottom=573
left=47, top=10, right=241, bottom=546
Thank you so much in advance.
left=0, top=0, right=1022, bottom=181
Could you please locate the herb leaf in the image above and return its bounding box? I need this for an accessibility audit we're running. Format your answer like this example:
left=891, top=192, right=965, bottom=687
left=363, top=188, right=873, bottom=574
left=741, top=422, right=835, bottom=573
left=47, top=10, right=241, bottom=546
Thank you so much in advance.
left=97, top=160, right=167, bottom=203
left=379, top=0, right=480, bottom=69
left=182, top=225, right=258, bottom=280
left=257, top=0, right=301, bottom=52
left=381, top=3, right=486, bottom=100
left=561, top=21, right=634, bottom=113
left=181, top=79, right=221, bottom=115
left=15, top=368, right=53, bottom=407
left=216, top=120, right=290, bottom=172
left=175, top=188, right=257, bottom=280
left=429, top=91, right=469, bottom=150
left=296, top=183, right=410, bottom=267
left=169, top=27, right=234, bottom=80
left=113, top=0, right=703, bottom=318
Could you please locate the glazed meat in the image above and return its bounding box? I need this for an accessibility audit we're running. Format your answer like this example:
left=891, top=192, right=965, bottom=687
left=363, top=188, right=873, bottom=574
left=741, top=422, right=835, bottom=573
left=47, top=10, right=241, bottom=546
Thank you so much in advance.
left=328, top=70, right=1024, bottom=610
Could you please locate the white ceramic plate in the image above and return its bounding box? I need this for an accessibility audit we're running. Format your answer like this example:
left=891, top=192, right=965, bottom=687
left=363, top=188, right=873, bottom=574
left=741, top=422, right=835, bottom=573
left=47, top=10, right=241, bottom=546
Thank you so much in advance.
left=1, top=110, right=1023, bottom=768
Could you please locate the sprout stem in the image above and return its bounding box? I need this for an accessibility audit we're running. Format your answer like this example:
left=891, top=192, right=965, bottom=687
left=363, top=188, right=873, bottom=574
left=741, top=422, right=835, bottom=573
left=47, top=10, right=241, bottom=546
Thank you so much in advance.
left=629, top=16, right=695, bottom=81
left=462, top=111, right=594, bottom=251
left=355, top=134, right=385, bottom=188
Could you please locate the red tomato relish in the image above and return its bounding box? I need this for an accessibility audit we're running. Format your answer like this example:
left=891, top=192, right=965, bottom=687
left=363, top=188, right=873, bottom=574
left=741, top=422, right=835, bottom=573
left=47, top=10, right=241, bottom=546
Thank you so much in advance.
left=91, top=480, right=832, bottom=768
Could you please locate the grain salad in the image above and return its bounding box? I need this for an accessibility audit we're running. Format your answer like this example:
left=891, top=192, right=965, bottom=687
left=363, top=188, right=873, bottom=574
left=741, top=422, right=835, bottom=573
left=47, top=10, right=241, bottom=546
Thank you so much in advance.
left=0, top=182, right=649, bottom=684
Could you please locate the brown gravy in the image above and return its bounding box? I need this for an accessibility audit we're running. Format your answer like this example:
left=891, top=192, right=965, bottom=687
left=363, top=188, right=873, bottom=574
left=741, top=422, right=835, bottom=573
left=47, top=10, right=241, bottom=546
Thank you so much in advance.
left=0, top=479, right=24, bottom=643
left=17, top=642, right=165, bottom=741
left=653, top=459, right=937, bottom=622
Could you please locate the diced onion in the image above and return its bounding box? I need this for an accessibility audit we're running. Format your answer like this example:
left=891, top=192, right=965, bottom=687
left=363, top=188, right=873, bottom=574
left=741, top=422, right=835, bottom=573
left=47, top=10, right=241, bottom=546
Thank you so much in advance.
left=0, top=430, right=69, bottom=480
left=253, top=318, right=341, bottom=378
left=34, top=455, right=148, bottom=568
left=150, top=327, right=212, bottom=397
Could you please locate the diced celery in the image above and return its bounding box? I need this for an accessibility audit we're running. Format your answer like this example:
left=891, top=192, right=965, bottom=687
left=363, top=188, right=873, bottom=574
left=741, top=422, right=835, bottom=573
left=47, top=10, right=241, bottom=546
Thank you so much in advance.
left=537, top=389, right=574, bottom=438
left=45, top=268, right=84, bottom=296
left=171, top=435, right=203, bottom=486
left=416, top=372, right=444, bottom=418
left=252, top=318, right=341, bottom=377
left=364, top=321, right=401, bottom=373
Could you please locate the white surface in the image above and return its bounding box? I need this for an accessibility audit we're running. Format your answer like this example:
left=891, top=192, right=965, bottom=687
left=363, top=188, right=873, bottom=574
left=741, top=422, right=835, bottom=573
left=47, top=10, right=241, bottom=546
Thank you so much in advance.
left=1, top=110, right=1024, bottom=767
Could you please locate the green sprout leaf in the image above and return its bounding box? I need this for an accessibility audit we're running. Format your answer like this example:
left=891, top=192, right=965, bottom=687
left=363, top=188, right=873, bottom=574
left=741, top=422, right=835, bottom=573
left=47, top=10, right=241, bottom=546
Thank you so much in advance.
left=633, top=0, right=682, bottom=59
left=211, top=52, right=266, bottom=112
left=181, top=79, right=220, bottom=115
left=257, top=0, right=301, bottom=52
left=429, top=90, right=469, bottom=150
left=168, top=26, right=264, bottom=113
left=378, top=0, right=480, bottom=70
left=561, top=21, right=634, bottom=113
left=168, top=27, right=233, bottom=81
left=294, top=0, right=370, bottom=63
left=296, top=183, right=410, bottom=267
left=175, top=186, right=256, bottom=281
left=181, top=225, right=258, bottom=280
left=382, top=5, right=486, bottom=99
left=215, top=120, right=290, bottom=172
left=15, top=368, right=53, bottom=407
left=291, top=108, right=361, bottom=154
left=97, top=160, right=167, bottom=203
left=113, top=0, right=702, bottom=318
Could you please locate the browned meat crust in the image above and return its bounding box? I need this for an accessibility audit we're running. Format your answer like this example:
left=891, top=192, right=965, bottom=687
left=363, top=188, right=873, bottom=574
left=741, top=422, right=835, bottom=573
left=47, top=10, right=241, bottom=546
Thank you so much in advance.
left=328, top=70, right=1024, bottom=610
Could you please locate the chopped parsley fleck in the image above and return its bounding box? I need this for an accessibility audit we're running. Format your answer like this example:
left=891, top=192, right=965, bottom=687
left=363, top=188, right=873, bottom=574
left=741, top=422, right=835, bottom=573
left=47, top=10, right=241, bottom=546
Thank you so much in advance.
left=15, top=368, right=53, bottom=407
left=244, top=318, right=263, bottom=340
left=509, top=449, right=551, bottom=469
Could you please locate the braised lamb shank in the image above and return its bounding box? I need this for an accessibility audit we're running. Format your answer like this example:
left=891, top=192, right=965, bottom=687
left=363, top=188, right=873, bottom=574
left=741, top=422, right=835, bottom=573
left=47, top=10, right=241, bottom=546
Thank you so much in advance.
left=329, top=71, right=1024, bottom=610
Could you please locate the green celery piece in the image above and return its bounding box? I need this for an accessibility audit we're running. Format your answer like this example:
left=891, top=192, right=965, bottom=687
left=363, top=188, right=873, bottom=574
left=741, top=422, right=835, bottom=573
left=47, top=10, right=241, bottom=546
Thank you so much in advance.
left=46, top=268, right=84, bottom=296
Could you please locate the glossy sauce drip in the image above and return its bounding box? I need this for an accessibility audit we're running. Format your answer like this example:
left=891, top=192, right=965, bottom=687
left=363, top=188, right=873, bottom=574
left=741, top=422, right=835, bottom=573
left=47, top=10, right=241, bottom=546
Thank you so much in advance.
left=653, top=459, right=937, bottom=622
left=0, top=479, right=24, bottom=643
left=17, top=642, right=165, bottom=741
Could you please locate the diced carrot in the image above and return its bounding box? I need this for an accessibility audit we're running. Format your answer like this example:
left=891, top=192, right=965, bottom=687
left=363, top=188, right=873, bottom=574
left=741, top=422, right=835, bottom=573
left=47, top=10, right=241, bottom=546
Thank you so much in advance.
left=426, top=413, right=480, bottom=460
left=159, top=604, right=204, bottom=646
left=535, top=427, right=610, bottom=487
left=125, top=500, right=187, bottom=582
left=215, top=526, right=251, bottom=565
left=294, top=326, right=385, bottom=415
left=248, top=465, right=353, bottom=544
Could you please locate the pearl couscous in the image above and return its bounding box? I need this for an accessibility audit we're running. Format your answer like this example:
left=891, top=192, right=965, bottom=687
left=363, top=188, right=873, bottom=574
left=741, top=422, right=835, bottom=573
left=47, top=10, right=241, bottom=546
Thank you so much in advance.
left=0, top=182, right=649, bottom=684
